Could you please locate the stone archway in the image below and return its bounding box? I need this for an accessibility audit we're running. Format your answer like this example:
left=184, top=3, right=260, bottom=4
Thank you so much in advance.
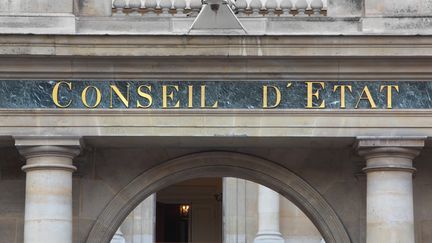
left=86, top=151, right=351, bottom=243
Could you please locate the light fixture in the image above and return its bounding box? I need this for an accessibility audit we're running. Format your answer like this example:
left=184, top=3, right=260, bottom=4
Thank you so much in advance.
left=179, top=204, right=190, bottom=217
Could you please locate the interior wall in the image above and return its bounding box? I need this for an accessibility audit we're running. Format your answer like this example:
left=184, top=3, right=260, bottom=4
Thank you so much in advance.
left=157, top=178, right=223, bottom=243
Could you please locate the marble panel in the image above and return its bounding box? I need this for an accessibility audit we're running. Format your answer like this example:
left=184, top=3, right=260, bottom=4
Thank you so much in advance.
left=0, top=80, right=431, bottom=109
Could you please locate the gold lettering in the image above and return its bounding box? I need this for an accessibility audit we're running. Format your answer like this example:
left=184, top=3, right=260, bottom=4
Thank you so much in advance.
left=188, top=85, right=193, bottom=108
left=136, top=85, right=153, bottom=108
left=81, top=86, right=102, bottom=108
left=380, top=85, right=399, bottom=109
left=355, top=85, right=377, bottom=109
left=262, top=85, right=281, bottom=109
left=333, top=85, right=352, bottom=109
left=110, top=84, right=130, bottom=108
left=162, top=85, right=180, bottom=108
left=52, top=81, right=72, bottom=108
left=200, top=85, right=218, bottom=108
left=306, top=82, right=325, bottom=108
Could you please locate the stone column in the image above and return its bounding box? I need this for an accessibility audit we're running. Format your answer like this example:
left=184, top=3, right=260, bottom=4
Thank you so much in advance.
left=356, top=137, right=425, bottom=243
left=223, top=177, right=247, bottom=243
left=254, top=185, right=284, bottom=243
left=16, top=137, right=81, bottom=243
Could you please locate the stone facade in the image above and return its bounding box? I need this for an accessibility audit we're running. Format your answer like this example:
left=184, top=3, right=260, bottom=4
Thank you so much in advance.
left=1, top=0, right=432, bottom=242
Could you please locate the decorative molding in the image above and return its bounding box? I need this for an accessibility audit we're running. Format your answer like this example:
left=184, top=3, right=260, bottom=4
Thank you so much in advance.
left=2, top=35, right=432, bottom=57
left=356, top=137, right=425, bottom=173
left=4, top=109, right=432, bottom=116
left=21, top=163, right=77, bottom=172
left=14, top=136, right=82, bottom=147
left=15, top=137, right=83, bottom=171
left=2, top=110, right=432, bottom=137
left=362, top=165, right=416, bottom=173
left=356, top=136, right=426, bottom=148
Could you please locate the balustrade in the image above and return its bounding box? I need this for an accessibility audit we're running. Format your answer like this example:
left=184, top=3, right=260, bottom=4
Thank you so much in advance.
left=112, top=0, right=327, bottom=16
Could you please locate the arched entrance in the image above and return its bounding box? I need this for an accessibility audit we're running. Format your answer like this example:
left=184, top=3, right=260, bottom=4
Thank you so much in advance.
left=86, top=151, right=351, bottom=243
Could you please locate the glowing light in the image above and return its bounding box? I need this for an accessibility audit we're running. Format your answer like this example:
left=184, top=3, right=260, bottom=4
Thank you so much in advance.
left=179, top=204, right=190, bottom=217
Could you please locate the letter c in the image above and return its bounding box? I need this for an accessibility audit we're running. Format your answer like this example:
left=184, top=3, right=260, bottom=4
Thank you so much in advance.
left=52, top=81, right=72, bottom=108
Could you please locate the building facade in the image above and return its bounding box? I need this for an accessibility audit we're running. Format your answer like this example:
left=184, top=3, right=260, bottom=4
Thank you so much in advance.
left=1, top=0, right=432, bottom=243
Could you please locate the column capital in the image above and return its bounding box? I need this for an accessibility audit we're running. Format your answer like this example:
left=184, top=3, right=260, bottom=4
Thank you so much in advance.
left=14, top=136, right=82, bottom=172
left=356, top=136, right=426, bottom=149
left=355, top=136, right=426, bottom=173
left=14, top=136, right=82, bottom=147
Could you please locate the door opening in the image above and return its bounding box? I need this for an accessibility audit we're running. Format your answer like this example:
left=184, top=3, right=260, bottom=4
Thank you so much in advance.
left=156, top=203, right=190, bottom=242
left=156, top=178, right=223, bottom=243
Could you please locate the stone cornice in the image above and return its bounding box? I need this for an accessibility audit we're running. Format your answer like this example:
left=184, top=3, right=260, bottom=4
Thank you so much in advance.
left=2, top=35, right=432, bottom=57
left=2, top=110, right=432, bottom=138
left=1, top=56, right=432, bottom=80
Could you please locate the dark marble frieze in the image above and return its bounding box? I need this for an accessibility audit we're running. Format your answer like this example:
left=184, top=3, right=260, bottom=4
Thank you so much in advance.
left=0, top=80, right=430, bottom=109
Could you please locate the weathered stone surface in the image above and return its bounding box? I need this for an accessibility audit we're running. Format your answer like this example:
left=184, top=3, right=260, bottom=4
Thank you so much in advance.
left=0, top=16, right=76, bottom=34
left=0, top=218, right=19, bottom=243
left=0, top=0, right=430, bottom=34
left=0, top=0, right=73, bottom=13
left=362, top=17, right=432, bottom=34
left=365, top=0, right=432, bottom=17
left=78, top=0, right=112, bottom=16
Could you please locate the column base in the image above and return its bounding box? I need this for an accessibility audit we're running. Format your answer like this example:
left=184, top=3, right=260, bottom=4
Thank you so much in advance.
left=254, top=232, right=285, bottom=243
